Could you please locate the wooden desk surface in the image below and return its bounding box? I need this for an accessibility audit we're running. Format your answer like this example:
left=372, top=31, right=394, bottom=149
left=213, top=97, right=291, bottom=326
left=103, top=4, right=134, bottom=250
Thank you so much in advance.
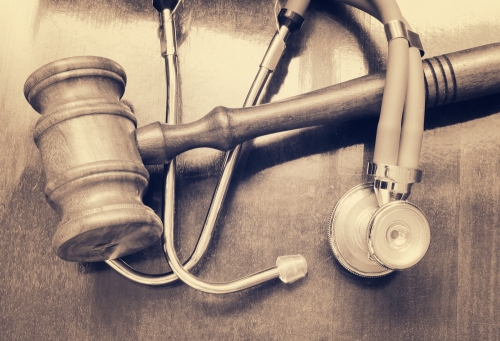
left=1, top=0, right=499, bottom=340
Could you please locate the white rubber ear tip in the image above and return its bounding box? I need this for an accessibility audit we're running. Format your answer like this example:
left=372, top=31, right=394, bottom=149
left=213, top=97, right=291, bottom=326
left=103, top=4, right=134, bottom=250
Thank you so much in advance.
left=283, top=0, right=310, bottom=16
left=276, top=254, right=308, bottom=283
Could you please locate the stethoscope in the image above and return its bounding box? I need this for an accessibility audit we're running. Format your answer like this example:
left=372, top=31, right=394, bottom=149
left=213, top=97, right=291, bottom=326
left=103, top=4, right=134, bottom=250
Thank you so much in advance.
left=105, top=0, right=431, bottom=292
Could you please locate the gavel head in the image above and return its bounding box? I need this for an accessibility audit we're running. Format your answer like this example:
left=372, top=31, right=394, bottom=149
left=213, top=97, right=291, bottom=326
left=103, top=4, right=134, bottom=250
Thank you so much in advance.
left=24, top=56, right=163, bottom=262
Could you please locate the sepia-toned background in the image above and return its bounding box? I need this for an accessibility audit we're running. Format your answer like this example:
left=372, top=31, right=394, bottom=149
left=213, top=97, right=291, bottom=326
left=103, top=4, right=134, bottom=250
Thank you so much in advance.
left=1, top=0, right=499, bottom=339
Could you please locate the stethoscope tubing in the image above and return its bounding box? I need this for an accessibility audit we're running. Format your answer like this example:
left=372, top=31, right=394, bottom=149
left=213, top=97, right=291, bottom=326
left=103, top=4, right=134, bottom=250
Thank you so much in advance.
left=107, top=6, right=296, bottom=289
left=106, top=8, right=183, bottom=286
left=341, top=0, right=425, bottom=168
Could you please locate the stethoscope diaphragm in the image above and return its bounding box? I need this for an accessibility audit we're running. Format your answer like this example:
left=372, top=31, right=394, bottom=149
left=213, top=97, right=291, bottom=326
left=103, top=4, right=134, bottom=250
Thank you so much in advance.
left=367, top=200, right=430, bottom=270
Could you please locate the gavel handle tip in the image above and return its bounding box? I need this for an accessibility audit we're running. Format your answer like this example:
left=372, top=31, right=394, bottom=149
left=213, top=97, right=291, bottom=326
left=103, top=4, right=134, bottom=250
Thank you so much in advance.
left=136, top=121, right=172, bottom=164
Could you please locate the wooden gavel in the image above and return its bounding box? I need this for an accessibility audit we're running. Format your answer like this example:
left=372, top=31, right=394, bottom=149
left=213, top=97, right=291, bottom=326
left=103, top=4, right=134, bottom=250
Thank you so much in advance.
left=24, top=43, right=500, bottom=262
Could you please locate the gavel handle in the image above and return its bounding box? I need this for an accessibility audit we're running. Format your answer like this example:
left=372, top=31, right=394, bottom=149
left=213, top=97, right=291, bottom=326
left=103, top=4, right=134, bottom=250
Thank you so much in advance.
left=136, top=43, right=500, bottom=164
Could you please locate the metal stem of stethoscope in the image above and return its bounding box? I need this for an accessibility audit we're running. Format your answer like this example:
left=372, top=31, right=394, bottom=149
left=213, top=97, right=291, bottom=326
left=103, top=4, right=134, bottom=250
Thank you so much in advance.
left=161, top=3, right=309, bottom=293
left=106, top=7, right=184, bottom=285
left=107, top=6, right=221, bottom=286
left=107, top=2, right=309, bottom=290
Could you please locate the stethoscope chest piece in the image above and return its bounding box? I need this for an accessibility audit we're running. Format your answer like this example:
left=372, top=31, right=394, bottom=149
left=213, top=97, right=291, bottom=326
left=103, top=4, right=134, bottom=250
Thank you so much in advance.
left=328, top=183, right=430, bottom=277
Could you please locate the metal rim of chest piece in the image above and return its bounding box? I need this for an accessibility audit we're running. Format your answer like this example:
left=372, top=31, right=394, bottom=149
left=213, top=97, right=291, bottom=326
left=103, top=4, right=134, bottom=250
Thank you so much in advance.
left=328, top=183, right=431, bottom=277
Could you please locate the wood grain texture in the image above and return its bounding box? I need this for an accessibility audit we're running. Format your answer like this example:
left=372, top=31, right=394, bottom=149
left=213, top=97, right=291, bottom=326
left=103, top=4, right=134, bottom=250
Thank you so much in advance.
left=137, top=43, right=500, bottom=164
left=1, top=0, right=500, bottom=340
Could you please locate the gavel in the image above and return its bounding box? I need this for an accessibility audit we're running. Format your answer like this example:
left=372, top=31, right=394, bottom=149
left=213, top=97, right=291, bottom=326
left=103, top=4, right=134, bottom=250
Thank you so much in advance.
left=24, top=43, right=500, bottom=262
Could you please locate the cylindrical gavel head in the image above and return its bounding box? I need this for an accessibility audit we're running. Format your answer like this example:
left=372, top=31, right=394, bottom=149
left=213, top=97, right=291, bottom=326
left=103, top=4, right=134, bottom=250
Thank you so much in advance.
left=24, top=56, right=163, bottom=262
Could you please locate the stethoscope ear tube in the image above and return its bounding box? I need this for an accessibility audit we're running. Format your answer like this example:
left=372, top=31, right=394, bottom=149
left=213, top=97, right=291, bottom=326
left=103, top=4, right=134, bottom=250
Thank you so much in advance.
left=107, top=0, right=312, bottom=291
left=159, top=0, right=312, bottom=294
left=398, top=46, right=425, bottom=169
